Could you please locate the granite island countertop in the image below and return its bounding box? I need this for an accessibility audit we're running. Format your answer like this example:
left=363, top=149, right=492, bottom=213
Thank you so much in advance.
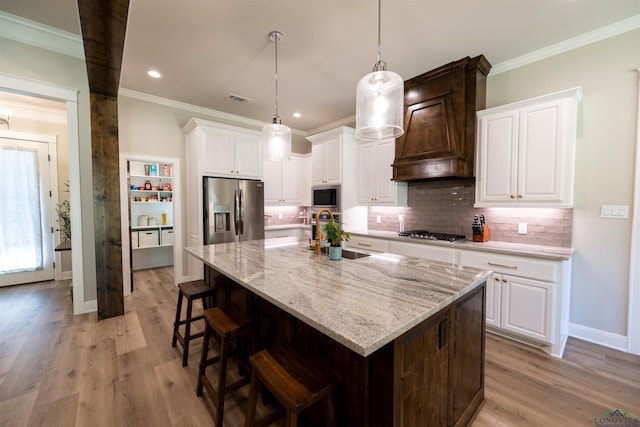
left=185, top=238, right=491, bottom=357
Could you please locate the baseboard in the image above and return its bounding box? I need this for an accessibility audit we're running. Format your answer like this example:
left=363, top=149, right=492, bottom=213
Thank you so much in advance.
left=568, top=322, right=628, bottom=352
left=83, top=299, right=97, bottom=313
left=61, top=271, right=72, bottom=280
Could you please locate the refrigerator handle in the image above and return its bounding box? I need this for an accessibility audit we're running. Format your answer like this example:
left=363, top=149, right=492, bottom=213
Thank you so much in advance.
left=239, top=188, right=244, bottom=235
left=234, top=189, right=240, bottom=236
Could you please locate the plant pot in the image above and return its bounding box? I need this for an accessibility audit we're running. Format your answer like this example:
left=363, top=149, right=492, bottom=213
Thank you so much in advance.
left=329, top=246, right=342, bottom=260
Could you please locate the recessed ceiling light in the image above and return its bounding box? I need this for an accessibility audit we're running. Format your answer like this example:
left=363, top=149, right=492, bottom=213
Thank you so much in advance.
left=147, top=70, right=162, bottom=79
left=293, top=112, right=301, bottom=118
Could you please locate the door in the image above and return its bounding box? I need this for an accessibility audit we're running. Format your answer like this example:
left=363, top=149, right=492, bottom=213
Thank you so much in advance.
left=501, top=275, right=554, bottom=343
left=238, top=180, right=264, bottom=242
left=0, top=135, right=55, bottom=286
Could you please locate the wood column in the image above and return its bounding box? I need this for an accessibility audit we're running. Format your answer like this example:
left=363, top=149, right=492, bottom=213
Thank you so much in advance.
left=77, top=0, right=130, bottom=319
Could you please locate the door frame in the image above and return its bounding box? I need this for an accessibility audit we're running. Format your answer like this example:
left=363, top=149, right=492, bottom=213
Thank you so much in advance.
left=119, top=152, right=182, bottom=295
left=628, top=68, right=640, bottom=355
left=0, top=73, right=87, bottom=315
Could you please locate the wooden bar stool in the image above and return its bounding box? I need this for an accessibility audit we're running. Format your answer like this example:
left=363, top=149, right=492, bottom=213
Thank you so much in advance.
left=197, top=304, right=256, bottom=426
left=244, top=343, right=336, bottom=427
left=171, top=279, right=217, bottom=367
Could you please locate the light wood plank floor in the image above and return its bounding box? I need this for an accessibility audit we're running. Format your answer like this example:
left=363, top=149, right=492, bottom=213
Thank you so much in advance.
left=0, top=267, right=638, bottom=426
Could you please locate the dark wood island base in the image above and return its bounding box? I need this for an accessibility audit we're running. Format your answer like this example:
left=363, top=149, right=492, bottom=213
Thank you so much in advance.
left=206, top=266, right=486, bottom=427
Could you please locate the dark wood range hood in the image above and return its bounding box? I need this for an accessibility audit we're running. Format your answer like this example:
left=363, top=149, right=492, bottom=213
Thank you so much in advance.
left=392, top=55, right=491, bottom=181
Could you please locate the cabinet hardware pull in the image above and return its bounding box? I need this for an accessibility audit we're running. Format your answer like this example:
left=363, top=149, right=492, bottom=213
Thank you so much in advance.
left=510, top=194, right=515, bottom=199
left=518, top=194, right=523, bottom=199
left=502, top=278, right=508, bottom=282
left=487, top=262, right=518, bottom=269
left=357, top=242, right=373, bottom=247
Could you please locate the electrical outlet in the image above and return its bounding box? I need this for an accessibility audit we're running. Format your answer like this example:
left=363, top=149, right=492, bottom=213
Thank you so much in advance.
left=376, top=215, right=381, bottom=224
left=518, top=222, right=527, bottom=234
left=278, top=213, right=283, bottom=220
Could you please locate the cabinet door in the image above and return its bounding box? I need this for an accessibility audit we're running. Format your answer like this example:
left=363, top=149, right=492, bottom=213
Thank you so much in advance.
left=394, top=308, right=449, bottom=427
left=301, top=156, right=312, bottom=205
left=476, top=110, right=518, bottom=204
left=234, top=133, right=262, bottom=179
left=203, top=128, right=235, bottom=177
left=485, top=274, right=502, bottom=328
left=281, top=156, right=303, bottom=204
left=324, top=135, right=342, bottom=184
left=357, top=142, right=375, bottom=203
left=263, top=160, right=282, bottom=205
left=373, top=139, right=397, bottom=203
left=517, top=100, right=566, bottom=203
left=311, top=142, right=325, bottom=185
left=501, top=275, right=554, bottom=344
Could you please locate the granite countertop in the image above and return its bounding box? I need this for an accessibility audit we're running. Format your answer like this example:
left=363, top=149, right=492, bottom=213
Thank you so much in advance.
left=360, top=230, right=574, bottom=261
left=185, top=238, right=491, bottom=357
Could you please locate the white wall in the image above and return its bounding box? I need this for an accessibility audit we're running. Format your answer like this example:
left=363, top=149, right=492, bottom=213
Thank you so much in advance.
left=487, top=29, right=640, bottom=338
left=0, top=36, right=97, bottom=304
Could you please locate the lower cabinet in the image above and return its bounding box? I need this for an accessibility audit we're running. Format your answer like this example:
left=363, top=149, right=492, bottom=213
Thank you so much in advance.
left=387, top=240, right=457, bottom=263
left=458, top=249, right=570, bottom=358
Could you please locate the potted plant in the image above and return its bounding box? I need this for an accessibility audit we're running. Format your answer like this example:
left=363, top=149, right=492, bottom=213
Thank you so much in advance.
left=322, top=221, right=352, bottom=260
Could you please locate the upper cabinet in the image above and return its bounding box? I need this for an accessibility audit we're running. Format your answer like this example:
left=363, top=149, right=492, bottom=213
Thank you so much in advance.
left=357, top=138, right=407, bottom=206
left=183, top=118, right=262, bottom=180
left=307, top=127, right=354, bottom=186
left=475, top=88, right=582, bottom=207
left=264, top=154, right=311, bottom=206
left=392, top=55, right=491, bottom=181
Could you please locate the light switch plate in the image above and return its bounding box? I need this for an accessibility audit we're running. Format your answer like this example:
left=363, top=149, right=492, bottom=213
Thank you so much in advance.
left=518, top=222, right=527, bottom=234
left=601, top=205, right=629, bottom=219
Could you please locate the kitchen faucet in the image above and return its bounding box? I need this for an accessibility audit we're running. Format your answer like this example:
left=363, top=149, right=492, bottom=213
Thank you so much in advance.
left=313, top=208, right=335, bottom=255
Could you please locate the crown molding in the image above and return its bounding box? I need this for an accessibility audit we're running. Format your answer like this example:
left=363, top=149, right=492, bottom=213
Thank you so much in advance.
left=0, top=11, right=84, bottom=59
left=491, top=14, right=640, bottom=75
left=118, top=87, right=307, bottom=137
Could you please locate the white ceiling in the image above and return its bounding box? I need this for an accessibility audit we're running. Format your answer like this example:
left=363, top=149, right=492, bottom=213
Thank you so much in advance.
left=1, top=0, right=639, bottom=133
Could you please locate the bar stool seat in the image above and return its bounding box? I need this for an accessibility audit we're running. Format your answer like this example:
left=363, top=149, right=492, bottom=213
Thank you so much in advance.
left=197, top=304, right=256, bottom=426
left=244, top=343, right=336, bottom=427
left=171, top=279, right=217, bottom=366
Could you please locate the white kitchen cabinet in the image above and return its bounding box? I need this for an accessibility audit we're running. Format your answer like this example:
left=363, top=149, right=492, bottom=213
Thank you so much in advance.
left=357, top=138, right=407, bottom=206
left=264, top=154, right=310, bottom=205
left=458, top=249, right=571, bottom=358
left=307, top=127, right=352, bottom=185
left=265, top=227, right=309, bottom=240
left=185, top=118, right=262, bottom=180
left=475, top=87, right=582, bottom=207
left=345, top=235, right=388, bottom=253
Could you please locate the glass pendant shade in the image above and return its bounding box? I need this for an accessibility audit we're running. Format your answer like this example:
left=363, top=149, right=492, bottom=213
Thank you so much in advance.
left=356, top=68, right=404, bottom=140
left=262, top=121, right=291, bottom=162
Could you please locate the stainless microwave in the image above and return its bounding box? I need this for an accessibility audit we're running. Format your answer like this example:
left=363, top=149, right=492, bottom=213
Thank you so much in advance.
left=312, top=185, right=340, bottom=210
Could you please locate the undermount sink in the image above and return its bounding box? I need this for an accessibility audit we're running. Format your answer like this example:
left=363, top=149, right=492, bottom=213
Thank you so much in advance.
left=315, top=246, right=371, bottom=259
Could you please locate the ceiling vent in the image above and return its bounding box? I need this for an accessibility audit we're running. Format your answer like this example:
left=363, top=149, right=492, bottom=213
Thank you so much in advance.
left=228, top=93, right=252, bottom=104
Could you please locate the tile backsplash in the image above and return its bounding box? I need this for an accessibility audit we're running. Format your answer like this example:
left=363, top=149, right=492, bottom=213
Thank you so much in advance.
left=264, top=206, right=308, bottom=227
left=367, top=179, right=573, bottom=248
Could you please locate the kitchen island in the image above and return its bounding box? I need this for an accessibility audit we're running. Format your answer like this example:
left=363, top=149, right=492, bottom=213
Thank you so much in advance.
left=186, top=238, right=491, bottom=426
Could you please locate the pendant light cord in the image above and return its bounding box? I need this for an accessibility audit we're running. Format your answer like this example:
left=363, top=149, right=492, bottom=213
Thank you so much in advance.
left=377, top=0, right=382, bottom=64
left=274, top=33, right=280, bottom=122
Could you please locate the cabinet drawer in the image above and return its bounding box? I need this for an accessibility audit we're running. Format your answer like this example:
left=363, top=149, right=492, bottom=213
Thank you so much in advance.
left=458, top=250, right=558, bottom=282
left=131, top=231, right=139, bottom=248
left=138, top=230, right=159, bottom=247
left=346, top=236, right=388, bottom=253
left=388, top=241, right=456, bottom=263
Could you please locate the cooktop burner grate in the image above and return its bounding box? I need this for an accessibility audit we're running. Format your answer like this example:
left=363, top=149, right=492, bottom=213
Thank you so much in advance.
left=398, top=230, right=466, bottom=242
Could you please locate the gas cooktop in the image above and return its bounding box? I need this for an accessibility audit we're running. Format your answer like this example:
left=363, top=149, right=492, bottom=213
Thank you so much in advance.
left=398, top=230, right=466, bottom=242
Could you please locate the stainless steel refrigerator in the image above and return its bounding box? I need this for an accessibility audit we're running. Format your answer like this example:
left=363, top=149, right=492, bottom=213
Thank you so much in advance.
left=203, top=177, right=265, bottom=244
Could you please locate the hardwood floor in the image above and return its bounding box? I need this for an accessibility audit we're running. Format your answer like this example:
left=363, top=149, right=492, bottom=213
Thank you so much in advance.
left=0, top=268, right=638, bottom=426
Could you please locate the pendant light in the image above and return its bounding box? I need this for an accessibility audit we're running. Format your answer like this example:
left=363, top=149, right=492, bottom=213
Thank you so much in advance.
left=262, top=30, right=292, bottom=162
left=355, top=0, right=404, bottom=140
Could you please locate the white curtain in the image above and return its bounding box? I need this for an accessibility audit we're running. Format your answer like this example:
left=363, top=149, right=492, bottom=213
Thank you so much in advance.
left=0, top=146, right=43, bottom=273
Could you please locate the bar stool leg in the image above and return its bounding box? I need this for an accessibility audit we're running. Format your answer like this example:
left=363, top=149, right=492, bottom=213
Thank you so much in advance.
left=171, top=289, right=184, bottom=348
left=285, top=411, right=297, bottom=427
left=196, top=321, right=211, bottom=396
left=244, top=369, right=260, bottom=427
left=182, top=297, right=194, bottom=367
left=215, top=335, right=229, bottom=426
